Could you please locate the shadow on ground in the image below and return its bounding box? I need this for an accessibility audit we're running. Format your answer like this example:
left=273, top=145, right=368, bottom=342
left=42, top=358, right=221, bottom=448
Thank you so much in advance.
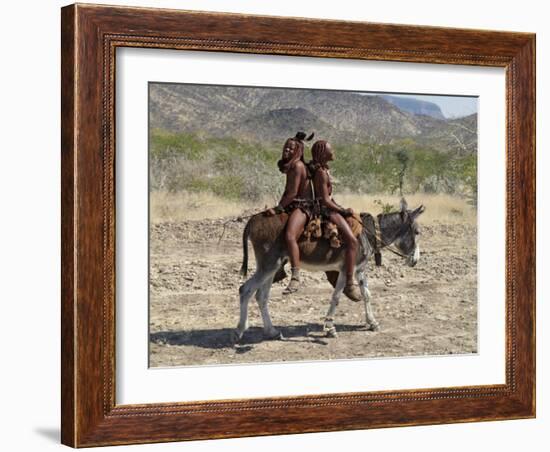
left=150, top=323, right=368, bottom=350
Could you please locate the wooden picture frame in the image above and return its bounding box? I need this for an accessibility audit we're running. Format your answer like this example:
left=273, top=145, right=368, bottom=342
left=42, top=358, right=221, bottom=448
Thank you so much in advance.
left=61, top=3, right=535, bottom=447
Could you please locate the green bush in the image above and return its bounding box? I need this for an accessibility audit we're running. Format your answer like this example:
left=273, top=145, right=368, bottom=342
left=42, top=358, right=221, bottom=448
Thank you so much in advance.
left=149, top=130, right=477, bottom=202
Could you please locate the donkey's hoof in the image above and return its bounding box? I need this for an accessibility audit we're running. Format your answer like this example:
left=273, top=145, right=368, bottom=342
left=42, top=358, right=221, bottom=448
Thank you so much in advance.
left=367, top=322, right=380, bottom=332
left=231, top=329, right=244, bottom=344
left=264, top=329, right=283, bottom=340
left=324, top=327, right=338, bottom=338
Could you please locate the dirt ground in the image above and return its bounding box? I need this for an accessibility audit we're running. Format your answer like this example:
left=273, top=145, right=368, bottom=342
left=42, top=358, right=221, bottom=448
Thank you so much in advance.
left=149, top=213, right=478, bottom=367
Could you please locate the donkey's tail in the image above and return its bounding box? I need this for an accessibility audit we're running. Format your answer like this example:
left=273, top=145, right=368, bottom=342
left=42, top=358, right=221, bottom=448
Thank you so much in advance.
left=240, top=219, right=252, bottom=276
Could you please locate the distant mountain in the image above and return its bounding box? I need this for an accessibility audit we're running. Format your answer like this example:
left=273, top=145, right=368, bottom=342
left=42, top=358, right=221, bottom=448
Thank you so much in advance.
left=415, top=113, right=478, bottom=154
left=238, top=107, right=347, bottom=143
left=380, top=95, right=445, bottom=119
left=149, top=83, right=476, bottom=153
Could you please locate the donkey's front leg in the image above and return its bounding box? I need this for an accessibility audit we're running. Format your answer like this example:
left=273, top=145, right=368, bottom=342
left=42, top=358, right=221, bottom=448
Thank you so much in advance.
left=323, top=271, right=347, bottom=338
left=356, top=269, right=380, bottom=331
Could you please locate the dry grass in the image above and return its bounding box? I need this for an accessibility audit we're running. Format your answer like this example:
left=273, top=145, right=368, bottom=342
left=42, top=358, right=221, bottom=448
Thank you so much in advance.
left=150, top=191, right=263, bottom=223
left=150, top=190, right=476, bottom=225
left=338, top=192, right=476, bottom=225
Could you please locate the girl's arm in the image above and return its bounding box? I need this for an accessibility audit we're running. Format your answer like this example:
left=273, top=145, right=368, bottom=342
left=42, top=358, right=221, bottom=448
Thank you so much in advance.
left=314, top=170, right=352, bottom=215
left=276, top=164, right=304, bottom=209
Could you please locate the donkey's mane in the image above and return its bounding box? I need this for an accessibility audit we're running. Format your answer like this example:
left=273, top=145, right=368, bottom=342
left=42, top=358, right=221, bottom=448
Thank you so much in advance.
left=378, top=210, right=405, bottom=228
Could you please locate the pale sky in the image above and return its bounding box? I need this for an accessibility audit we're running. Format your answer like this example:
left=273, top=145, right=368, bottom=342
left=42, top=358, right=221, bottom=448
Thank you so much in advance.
left=378, top=93, right=478, bottom=118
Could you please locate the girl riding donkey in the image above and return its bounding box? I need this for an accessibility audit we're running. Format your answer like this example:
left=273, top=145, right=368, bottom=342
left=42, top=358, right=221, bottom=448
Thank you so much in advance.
left=266, top=135, right=362, bottom=301
left=265, top=131, right=315, bottom=294
left=307, top=140, right=362, bottom=301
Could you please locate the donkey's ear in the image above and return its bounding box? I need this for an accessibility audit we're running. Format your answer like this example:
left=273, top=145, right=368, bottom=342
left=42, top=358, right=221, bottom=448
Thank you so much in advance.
left=400, top=198, right=408, bottom=212
left=412, top=205, right=426, bottom=218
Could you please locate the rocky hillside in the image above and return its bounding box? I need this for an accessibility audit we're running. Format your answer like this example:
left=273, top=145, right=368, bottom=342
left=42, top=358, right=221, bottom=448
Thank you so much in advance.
left=380, top=95, right=445, bottom=119
left=149, top=83, right=475, bottom=151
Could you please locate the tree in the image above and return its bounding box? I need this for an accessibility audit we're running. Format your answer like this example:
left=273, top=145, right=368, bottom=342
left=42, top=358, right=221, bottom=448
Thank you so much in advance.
left=394, top=149, right=410, bottom=196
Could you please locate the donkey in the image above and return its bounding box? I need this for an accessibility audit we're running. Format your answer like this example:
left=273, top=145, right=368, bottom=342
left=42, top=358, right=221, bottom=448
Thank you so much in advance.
left=234, top=198, right=425, bottom=342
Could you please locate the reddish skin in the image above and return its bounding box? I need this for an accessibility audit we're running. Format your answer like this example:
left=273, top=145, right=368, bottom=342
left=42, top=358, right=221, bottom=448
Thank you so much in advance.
left=313, top=144, right=358, bottom=283
left=281, top=139, right=296, bottom=162
left=284, top=209, right=308, bottom=269
left=266, top=140, right=310, bottom=269
left=277, top=161, right=310, bottom=270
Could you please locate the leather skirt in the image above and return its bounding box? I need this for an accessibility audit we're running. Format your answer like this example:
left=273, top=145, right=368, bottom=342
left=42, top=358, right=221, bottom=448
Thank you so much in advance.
left=285, top=198, right=317, bottom=220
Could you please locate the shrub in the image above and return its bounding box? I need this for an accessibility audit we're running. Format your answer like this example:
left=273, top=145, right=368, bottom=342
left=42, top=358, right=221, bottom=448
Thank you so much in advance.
left=149, top=130, right=477, bottom=202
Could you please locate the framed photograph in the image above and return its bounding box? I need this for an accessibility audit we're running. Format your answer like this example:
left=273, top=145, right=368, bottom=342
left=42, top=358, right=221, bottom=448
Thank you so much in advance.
left=61, top=3, right=535, bottom=447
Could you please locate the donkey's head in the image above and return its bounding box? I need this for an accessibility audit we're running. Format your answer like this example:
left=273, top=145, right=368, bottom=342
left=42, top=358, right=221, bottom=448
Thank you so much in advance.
left=376, top=198, right=425, bottom=267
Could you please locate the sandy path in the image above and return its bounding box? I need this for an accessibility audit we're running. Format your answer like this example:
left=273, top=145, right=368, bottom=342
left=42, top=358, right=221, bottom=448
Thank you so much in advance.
left=149, top=219, right=477, bottom=367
